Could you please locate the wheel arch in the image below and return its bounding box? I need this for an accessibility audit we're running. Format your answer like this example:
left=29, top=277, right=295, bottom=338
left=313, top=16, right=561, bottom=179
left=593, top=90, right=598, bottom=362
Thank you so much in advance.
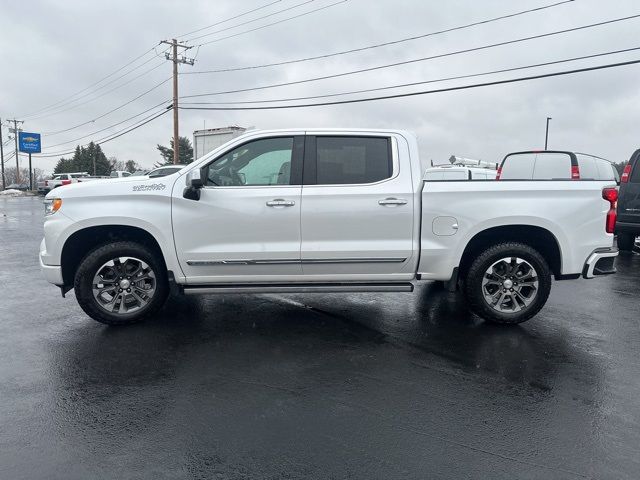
left=61, top=225, right=167, bottom=287
left=458, top=224, right=563, bottom=279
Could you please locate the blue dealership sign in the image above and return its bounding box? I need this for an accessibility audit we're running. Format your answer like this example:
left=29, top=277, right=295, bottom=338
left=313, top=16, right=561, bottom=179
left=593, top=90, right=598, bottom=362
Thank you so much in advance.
left=18, top=132, right=41, bottom=153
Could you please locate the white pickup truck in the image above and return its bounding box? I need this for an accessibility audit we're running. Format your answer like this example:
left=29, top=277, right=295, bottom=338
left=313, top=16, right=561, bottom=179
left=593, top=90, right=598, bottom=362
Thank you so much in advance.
left=38, top=171, right=132, bottom=194
left=40, top=129, right=619, bottom=326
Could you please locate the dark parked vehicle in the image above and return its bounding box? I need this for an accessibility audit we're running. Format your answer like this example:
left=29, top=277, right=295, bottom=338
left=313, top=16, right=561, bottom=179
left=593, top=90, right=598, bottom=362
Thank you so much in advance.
left=616, top=149, right=640, bottom=251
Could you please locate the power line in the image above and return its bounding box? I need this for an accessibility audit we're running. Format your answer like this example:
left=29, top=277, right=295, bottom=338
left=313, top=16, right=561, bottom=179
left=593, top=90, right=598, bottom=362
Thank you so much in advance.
left=185, top=0, right=315, bottom=42
left=15, top=0, right=301, bottom=120
left=180, top=46, right=640, bottom=105
left=30, top=61, right=168, bottom=123
left=177, top=58, right=640, bottom=110
left=19, top=46, right=160, bottom=119
left=184, top=0, right=574, bottom=74
left=194, top=0, right=349, bottom=47
left=178, top=0, right=283, bottom=39
left=180, top=13, right=640, bottom=99
left=38, top=77, right=171, bottom=137
left=33, top=108, right=172, bottom=158
left=42, top=100, right=171, bottom=149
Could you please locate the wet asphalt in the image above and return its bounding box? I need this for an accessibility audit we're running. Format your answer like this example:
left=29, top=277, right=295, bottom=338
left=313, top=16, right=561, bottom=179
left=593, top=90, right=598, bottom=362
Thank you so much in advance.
left=0, top=196, right=639, bottom=480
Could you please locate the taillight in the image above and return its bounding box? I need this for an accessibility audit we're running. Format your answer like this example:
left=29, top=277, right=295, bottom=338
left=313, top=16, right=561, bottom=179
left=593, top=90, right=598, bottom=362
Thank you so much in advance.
left=45, top=180, right=48, bottom=186
left=571, top=165, right=580, bottom=180
left=621, top=164, right=632, bottom=183
left=496, top=166, right=502, bottom=180
left=602, top=187, right=618, bottom=234
left=61, top=179, right=71, bottom=186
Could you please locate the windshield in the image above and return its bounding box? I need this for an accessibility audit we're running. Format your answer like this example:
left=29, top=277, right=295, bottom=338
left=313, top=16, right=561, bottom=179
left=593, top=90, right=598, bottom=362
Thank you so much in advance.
left=149, top=167, right=181, bottom=178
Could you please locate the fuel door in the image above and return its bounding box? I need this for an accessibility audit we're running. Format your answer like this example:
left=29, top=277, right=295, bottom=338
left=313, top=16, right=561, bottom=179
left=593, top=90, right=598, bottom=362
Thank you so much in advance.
left=432, top=216, right=459, bottom=236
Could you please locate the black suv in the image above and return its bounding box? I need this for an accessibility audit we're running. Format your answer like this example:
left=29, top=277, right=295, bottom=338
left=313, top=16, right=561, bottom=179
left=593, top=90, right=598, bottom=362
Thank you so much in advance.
left=616, top=149, right=640, bottom=251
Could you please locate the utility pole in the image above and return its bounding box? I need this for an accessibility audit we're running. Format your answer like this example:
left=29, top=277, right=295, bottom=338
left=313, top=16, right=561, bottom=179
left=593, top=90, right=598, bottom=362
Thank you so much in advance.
left=7, top=119, right=23, bottom=183
left=544, top=117, right=552, bottom=150
left=160, top=39, right=194, bottom=165
left=0, top=118, right=5, bottom=190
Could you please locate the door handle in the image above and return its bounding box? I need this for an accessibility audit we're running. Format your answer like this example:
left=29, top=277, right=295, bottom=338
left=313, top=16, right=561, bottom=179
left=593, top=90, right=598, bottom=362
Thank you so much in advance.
left=266, top=199, right=295, bottom=207
left=378, top=198, right=408, bottom=206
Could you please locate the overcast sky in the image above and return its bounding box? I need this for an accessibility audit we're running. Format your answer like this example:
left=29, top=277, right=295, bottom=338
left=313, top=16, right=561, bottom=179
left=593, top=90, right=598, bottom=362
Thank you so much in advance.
left=1, top=0, right=639, bottom=172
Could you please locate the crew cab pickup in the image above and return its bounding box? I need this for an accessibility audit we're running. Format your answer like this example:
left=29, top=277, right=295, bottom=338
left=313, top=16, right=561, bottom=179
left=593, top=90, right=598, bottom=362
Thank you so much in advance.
left=40, top=129, right=619, bottom=326
left=39, top=171, right=132, bottom=194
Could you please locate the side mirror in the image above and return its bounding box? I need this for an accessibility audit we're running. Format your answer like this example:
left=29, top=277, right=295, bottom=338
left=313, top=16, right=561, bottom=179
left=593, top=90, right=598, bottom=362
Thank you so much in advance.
left=186, top=169, right=204, bottom=188
left=183, top=169, right=204, bottom=201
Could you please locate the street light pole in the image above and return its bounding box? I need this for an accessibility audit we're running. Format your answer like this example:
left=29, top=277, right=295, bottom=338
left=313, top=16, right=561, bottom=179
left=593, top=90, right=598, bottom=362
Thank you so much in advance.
left=545, top=117, right=552, bottom=150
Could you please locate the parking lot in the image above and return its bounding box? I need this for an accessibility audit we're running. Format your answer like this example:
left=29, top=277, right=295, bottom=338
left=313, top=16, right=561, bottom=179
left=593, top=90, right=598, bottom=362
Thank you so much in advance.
left=1, top=195, right=639, bottom=479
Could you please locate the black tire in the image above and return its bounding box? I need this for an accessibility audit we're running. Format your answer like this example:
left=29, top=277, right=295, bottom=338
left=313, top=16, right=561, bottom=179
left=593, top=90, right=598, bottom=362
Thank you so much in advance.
left=74, top=241, right=169, bottom=325
left=617, top=233, right=636, bottom=252
left=463, top=242, right=552, bottom=325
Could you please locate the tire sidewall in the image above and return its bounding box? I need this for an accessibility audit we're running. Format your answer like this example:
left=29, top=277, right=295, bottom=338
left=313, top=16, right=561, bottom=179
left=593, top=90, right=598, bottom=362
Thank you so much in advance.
left=74, top=242, right=168, bottom=325
left=465, top=243, right=552, bottom=324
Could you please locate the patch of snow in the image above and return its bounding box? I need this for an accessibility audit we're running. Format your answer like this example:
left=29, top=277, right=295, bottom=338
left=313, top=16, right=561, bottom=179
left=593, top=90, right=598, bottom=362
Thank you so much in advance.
left=0, top=189, right=26, bottom=196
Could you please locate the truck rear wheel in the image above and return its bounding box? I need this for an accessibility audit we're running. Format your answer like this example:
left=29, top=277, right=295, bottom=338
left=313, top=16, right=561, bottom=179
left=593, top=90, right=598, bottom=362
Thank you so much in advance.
left=74, top=241, right=168, bottom=325
left=463, top=242, right=552, bottom=325
left=617, top=233, right=636, bottom=252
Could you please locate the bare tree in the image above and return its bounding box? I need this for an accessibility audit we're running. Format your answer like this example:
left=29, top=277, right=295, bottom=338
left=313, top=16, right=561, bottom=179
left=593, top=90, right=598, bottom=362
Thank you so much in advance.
left=2, top=167, right=45, bottom=187
left=109, top=157, right=126, bottom=172
left=4, top=167, right=27, bottom=185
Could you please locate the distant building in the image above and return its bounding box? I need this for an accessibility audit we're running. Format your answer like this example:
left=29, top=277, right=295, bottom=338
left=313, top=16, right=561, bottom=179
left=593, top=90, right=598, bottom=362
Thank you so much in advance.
left=193, top=126, right=247, bottom=160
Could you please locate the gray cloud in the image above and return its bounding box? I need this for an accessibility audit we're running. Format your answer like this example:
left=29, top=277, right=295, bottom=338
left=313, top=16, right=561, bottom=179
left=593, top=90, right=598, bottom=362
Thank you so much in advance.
left=1, top=0, right=639, bottom=171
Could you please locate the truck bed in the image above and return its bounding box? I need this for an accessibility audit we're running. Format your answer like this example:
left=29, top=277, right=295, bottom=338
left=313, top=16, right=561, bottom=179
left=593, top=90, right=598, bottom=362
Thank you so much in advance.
left=418, top=179, right=616, bottom=280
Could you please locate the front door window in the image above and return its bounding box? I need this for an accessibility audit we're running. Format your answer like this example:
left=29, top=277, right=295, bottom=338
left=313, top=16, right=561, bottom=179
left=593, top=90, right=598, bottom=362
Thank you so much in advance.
left=205, top=137, right=294, bottom=187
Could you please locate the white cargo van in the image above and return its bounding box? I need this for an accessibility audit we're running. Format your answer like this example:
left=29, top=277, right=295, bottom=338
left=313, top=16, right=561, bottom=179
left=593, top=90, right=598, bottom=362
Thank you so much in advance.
left=497, top=151, right=619, bottom=182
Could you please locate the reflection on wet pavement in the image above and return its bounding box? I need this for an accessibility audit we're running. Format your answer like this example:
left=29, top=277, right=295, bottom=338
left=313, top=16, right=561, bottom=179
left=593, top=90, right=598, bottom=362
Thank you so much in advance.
left=1, top=196, right=639, bottom=479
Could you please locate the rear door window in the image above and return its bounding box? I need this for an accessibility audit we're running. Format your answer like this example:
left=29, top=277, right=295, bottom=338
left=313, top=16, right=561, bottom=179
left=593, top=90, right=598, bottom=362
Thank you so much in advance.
left=531, top=153, right=572, bottom=179
left=593, top=158, right=617, bottom=181
left=576, top=155, right=598, bottom=180
left=315, top=136, right=392, bottom=185
left=500, top=153, right=536, bottom=179
left=501, top=152, right=573, bottom=180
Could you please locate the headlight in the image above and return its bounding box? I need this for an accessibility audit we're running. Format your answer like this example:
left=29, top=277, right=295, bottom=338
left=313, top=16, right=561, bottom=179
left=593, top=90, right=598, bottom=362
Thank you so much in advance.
left=44, top=198, right=62, bottom=216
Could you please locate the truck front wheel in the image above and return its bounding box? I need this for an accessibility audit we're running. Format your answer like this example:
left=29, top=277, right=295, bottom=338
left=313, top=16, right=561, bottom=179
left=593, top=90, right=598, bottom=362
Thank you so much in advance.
left=74, top=241, right=169, bottom=325
left=463, top=242, right=552, bottom=325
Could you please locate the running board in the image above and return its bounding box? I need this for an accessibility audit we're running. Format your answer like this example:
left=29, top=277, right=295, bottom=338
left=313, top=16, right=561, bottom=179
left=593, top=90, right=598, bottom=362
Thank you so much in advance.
left=183, top=282, right=414, bottom=295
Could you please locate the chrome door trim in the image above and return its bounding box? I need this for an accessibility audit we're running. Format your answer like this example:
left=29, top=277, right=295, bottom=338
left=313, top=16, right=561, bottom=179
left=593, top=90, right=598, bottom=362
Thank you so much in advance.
left=186, top=257, right=407, bottom=266
left=302, top=257, right=406, bottom=264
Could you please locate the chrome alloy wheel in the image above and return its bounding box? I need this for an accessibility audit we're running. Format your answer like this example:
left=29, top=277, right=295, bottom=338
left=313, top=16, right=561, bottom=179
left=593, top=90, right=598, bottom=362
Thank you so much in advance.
left=92, top=257, right=156, bottom=315
left=481, top=257, right=539, bottom=313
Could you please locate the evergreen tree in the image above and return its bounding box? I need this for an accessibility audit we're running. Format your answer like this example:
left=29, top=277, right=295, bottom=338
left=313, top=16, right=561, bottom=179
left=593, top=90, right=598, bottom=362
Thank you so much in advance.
left=52, top=142, right=111, bottom=175
left=125, top=160, right=140, bottom=173
left=156, top=136, right=193, bottom=167
left=53, top=157, right=74, bottom=174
